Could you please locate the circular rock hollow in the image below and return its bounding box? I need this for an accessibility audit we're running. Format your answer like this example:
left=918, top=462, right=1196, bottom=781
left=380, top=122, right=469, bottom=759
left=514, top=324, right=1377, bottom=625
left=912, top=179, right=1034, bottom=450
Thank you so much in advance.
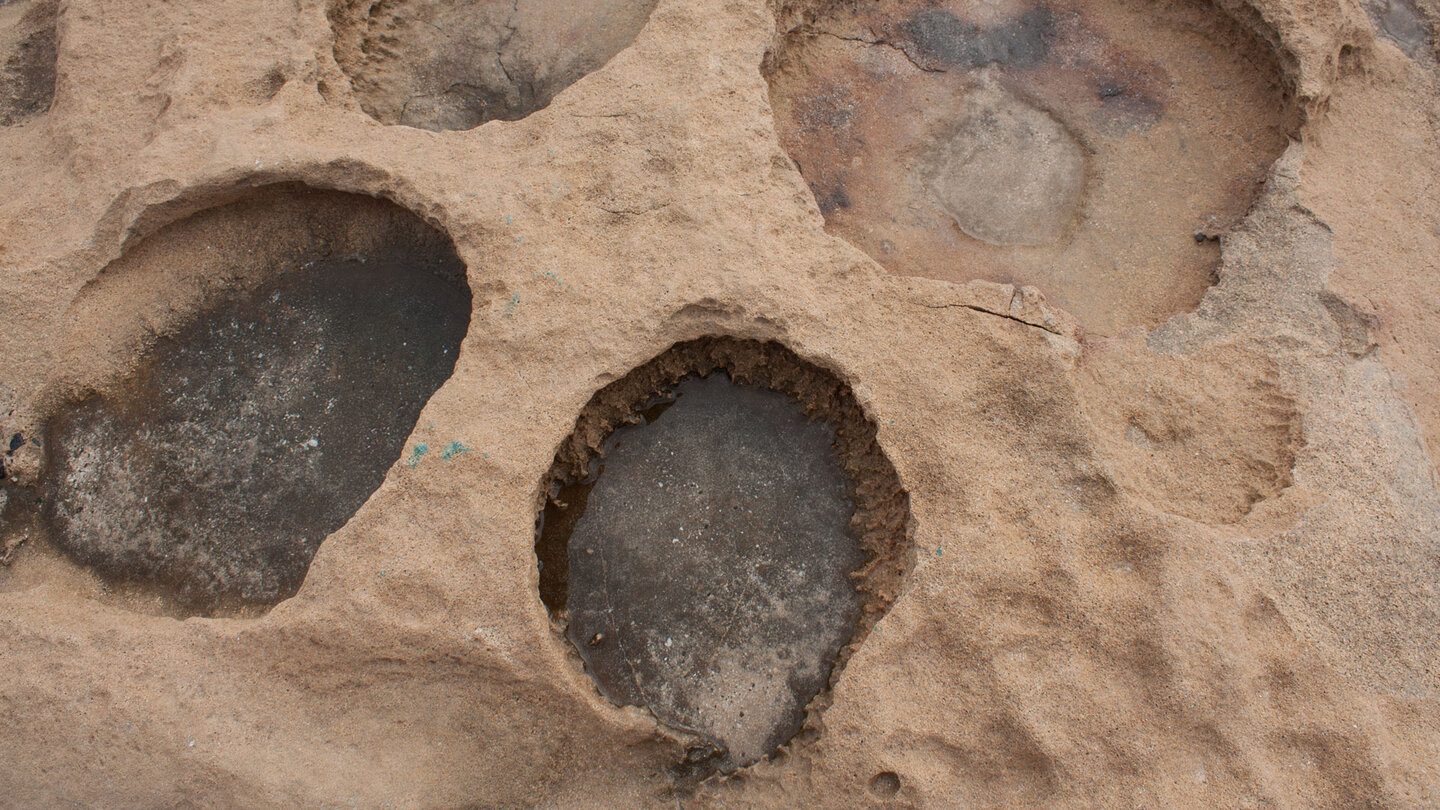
left=0, top=0, right=57, bottom=126
left=40, top=184, right=471, bottom=616
left=329, top=0, right=658, bottom=132
left=764, top=0, right=1298, bottom=333
left=536, top=337, right=912, bottom=775
left=869, top=770, right=902, bottom=798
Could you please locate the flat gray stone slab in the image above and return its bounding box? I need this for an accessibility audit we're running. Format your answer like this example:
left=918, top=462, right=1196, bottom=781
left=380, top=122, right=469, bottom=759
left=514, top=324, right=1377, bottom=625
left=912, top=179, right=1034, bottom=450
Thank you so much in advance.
left=564, top=373, right=864, bottom=770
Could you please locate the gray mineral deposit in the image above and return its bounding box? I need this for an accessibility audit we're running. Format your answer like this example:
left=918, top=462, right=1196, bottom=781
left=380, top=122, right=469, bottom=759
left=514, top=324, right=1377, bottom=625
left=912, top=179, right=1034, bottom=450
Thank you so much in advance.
left=921, top=83, right=1086, bottom=246
left=562, top=373, right=863, bottom=771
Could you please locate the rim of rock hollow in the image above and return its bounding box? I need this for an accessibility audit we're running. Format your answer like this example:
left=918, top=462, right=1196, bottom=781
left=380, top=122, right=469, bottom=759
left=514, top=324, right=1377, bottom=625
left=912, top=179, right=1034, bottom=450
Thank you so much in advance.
left=533, top=335, right=915, bottom=778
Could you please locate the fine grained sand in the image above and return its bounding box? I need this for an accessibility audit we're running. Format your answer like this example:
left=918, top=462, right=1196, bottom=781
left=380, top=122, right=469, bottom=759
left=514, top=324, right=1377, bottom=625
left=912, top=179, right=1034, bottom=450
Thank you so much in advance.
left=0, top=0, right=1438, bottom=805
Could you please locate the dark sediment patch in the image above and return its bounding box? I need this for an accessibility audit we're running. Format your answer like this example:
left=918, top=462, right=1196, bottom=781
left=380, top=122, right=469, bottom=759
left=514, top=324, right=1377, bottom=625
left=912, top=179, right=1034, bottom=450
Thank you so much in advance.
left=0, top=0, right=57, bottom=126
left=330, top=0, right=658, bottom=132
left=536, top=337, right=912, bottom=775
left=40, top=185, right=471, bottom=615
left=897, top=5, right=1055, bottom=70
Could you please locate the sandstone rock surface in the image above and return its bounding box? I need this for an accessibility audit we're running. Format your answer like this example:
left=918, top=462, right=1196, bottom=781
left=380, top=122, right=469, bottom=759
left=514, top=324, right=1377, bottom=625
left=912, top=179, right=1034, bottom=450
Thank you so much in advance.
left=0, top=0, right=1438, bottom=806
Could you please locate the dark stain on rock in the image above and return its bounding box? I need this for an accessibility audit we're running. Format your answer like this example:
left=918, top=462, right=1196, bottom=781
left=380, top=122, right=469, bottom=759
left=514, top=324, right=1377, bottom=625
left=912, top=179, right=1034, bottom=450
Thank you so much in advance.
left=536, top=337, right=913, bottom=775
left=0, top=0, right=57, bottom=126
left=795, top=86, right=859, bottom=133
left=43, top=236, right=470, bottom=614
left=561, top=372, right=863, bottom=770
left=898, top=5, right=1054, bottom=71
left=814, top=183, right=852, bottom=214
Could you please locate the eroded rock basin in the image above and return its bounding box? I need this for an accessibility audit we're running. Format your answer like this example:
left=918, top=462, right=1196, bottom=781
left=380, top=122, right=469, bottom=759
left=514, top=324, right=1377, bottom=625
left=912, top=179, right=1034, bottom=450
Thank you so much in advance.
left=37, top=191, right=471, bottom=615
left=331, top=0, right=658, bottom=131
left=537, top=339, right=912, bottom=774
left=557, top=373, right=861, bottom=770
left=766, top=0, right=1297, bottom=333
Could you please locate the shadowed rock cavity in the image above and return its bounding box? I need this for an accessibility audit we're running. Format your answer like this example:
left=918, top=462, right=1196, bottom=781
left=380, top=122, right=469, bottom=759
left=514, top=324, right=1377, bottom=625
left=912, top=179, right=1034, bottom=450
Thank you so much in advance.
left=330, top=0, right=658, bottom=132
left=0, top=0, right=57, bottom=126
left=41, top=185, right=471, bottom=615
left=764, top=0, right=1297, bottom=333
left=536, top=338, right=911, bottom=774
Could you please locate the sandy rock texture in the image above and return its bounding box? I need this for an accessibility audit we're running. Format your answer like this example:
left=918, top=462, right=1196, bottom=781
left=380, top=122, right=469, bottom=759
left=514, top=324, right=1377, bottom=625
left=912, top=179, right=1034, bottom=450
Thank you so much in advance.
left=0, top=0, right=1438, bottom=805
